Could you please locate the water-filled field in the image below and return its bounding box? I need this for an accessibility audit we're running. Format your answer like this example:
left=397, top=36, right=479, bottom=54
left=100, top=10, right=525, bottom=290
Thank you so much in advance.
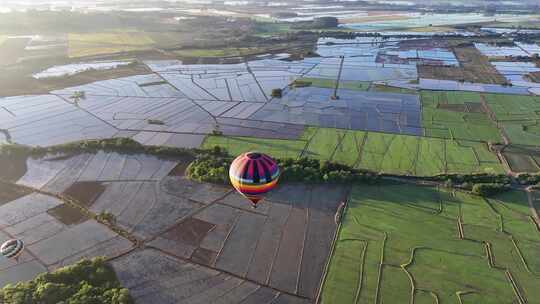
left=342, top=13, right=540, bottom=31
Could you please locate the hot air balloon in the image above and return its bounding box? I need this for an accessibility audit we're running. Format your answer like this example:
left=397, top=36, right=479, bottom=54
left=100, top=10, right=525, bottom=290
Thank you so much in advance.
left=1, top=239, right=24, bottom=262
left=229, top=152, right=280, bottom=208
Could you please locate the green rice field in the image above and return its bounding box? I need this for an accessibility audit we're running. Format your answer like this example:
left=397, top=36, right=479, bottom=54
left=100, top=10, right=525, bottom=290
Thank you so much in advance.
left=502, top=122, right=540, bottom=146
left=480, top=94, right=540, bottom=146
left=421, top=91, right=502, bottom=143
left=202, top=127, right=505, bottom=176
left=202, top=135, right=307, bottom=159
left=321, top=184, right=540, bottom=304
left=370, top=84, right=417, bottom=94
left=483, top=94, right=540, bottom=121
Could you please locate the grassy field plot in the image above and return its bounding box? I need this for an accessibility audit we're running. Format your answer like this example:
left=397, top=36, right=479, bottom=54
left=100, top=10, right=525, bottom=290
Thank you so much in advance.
left=202, top=127, right=504, bottom=176
left=202, top=135, right=307, bottom=159
left=294, top=77, right=370, bottom=91
left=321, top=185, right=540, bottom=304
left=502, top=122, right=540, bottom=146
left=422, top=91, right=502, bottom=142
left=293, top=77, right=336, bottom=88
left=408, top=26, right=457, bottom=32
left=480, top=94, right=540, bottom=146
left=370, top=84, right=417, bottom=94
left=484, top=94, right=540, bottom=121
left=304, top=128, right=347, bottom=160
left=358, top=132, right=418, bottom=175
left=174, top=47, right=272, bottom=58
left=331, top=131, right=366, bottom=166
left=340, top=81, right=371, bottom=91
left=415, top=136, right=446, bottom=176
left=68, top=32, right=155, bottom=58
left=359, top=132, right=503, bottom=175
left=445, top=140, right=481, bottom=173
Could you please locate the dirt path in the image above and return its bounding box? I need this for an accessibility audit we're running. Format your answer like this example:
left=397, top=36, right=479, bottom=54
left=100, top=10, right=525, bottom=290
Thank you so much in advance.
left=480, top=94, right=509, bottom=144
left=332, top=56, right=345, bottom=99
left=525, top=188, right=540, bottom=231
left=246, top=62, right=269, bottom=102
left=480, top=94, right=515, bottom=175
left=329, top=130, right=348, bottom=161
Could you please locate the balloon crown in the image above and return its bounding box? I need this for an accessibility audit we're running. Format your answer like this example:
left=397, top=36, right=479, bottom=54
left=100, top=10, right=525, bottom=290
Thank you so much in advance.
left=246, top=152, right=262, bottom=159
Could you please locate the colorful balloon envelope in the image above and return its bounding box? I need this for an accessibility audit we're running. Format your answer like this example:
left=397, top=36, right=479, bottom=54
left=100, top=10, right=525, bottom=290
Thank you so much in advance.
left=1, top=239, right=24, bottom=261
left=229, top=152, right=280, bottom=207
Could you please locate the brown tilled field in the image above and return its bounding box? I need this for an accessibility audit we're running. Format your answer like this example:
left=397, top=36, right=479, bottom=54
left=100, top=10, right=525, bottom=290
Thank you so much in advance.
left=527, top=71, right=540, bottom=83
left=502, top=145, right=540, bottom=173
left=63, top=181, right=106, bottom=208
left=419, top=46, right=507, bottom=84
left=0, top=183, right=31, bottom=206
left=0, top=152, right=28, bottom=182
left=0, top=61, right=151, bottom=97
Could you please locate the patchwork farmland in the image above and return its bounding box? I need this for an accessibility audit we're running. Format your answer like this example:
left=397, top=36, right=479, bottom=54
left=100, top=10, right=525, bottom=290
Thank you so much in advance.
left=322, top=184, right=540, bottom=304
left=203, top=128, right=504, bottom=176
left=2, top=30, right=540, bottom=304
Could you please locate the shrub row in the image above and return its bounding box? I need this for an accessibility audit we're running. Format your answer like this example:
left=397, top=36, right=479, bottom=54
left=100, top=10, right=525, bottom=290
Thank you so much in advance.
left=179, top=148, right=518, bottom=191
left=430, top=173, right=511, bottom=185
left=516, top=173, right=540, bottom=186
left=186, top=147, right=381, bottom=185
left=0, top=140, right=522, bottom=193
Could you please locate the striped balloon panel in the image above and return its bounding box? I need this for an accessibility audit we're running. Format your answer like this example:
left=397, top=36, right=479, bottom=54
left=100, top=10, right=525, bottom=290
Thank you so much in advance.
left=230, top=177, right=279, bottom=196
left=1, top=239, right=24, bottom=259
left=229, top=152, right=280, bottom=201
left=229, top=153, right=279, bottom=184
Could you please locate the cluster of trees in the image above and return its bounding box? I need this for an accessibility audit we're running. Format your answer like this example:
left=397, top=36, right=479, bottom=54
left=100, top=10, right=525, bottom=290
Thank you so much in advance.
left=516, top=173, right=540, bottom=186
left=278, top=158, right=380, bottom=183
left=186, top=147, right=381, bottom=184
left=186, top=147, right=232, bottom=184
left=471, top=183, right=511, bottom=197
left=271, top=88, right=283, bottom=98
left=0, top=258, right=133, bottom=304
left=434, top=173, right=512, bottom=196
